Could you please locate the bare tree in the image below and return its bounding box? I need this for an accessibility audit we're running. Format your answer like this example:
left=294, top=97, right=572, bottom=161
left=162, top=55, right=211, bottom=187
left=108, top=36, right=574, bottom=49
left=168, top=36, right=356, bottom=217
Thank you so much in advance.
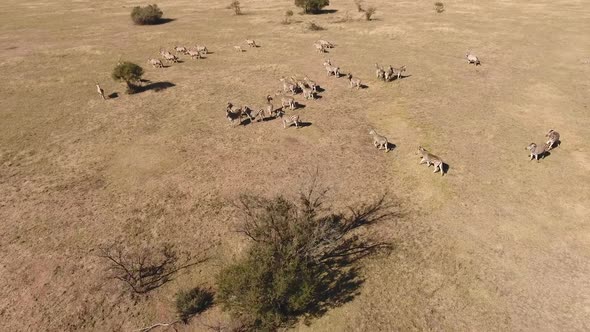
left=228, top=0, right=242, bottom=15
left=99, top=242, right=207, bottom=294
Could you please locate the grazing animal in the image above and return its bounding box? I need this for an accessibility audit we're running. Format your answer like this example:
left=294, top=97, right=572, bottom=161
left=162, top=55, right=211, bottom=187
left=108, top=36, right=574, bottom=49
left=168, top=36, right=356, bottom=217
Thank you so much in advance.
left=317, top=39, right=334, bottom=48
left=245, top=39, right=258, bottom=47
left=323, top=60, right=340, bottom=77
left=280, top=78, right=298, bottom=94
left=148, top=58, right=164, bottom=68
left=302, top=87, right=315, bottom=100
left=417, top=146, right=445, bottom=175
left=280, top=96, right=296, bottom=110
left=466, top=52, right=481, bottom=65
left=226, top=103, right=243, bottom=127
left=160, top=50, right=179, bottom=63
left=225, top=103, right=256, bottom=127
left=526, top=143, right=549, bottom=162
left=314, top=43, right=326, bottom=53
left=375, top=63, right=386, bottom=81
left=95, top=82, right=106, bottom=100
left=187, top=49, right=202, bottom=59
left=304, top=76, right=318, bottom=93
left=282, top=114, right=300, bottom=129
left=385, top=65, right=406, bottom=81
left=174, top=46, right=188, bottom=54
left=263, top=95, right=277, bottom=119
left=369, top=129, right=389, bottom=152
left=234, top=45, right=243, bottom=52
left=545, top=129, right=560, bottom=150
left=347, top=74, right=362, bottom=89
left=195, top=45, right=208, bottom=54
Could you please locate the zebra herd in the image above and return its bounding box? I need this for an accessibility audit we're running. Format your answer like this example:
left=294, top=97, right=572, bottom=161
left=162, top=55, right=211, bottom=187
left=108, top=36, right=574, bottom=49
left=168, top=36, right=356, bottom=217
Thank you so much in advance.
left=148, top=45, right=210, bottom=68
left=95, top=37, right=561, bottom=175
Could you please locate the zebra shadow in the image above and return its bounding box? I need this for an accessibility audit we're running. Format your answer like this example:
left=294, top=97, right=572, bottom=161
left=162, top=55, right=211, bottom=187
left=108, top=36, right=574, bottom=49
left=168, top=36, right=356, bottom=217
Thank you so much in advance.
left=359, top=84, right=369, bottom=89
left=107, top=92, right=119, bottom=99
left=298, top=121, right=312, bottom=128
left=386, top=143, right=396, bottom=151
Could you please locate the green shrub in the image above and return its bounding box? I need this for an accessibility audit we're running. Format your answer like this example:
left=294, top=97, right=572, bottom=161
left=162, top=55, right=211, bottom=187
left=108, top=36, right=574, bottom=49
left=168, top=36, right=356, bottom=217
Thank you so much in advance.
left=175, top=287, right=214, bottom=323
left=131, top=4, right=163, bottom=25
left=434, top=2, right=445, bottom=13
left=364, top=6, right=376, bottom=20
left=217, top=188, right=394, bottom=330
left=112, top=62, right=144, bottom=94
left=282, top=9, right=294, bottom=24
left=295, top=0, right=330, bottom=14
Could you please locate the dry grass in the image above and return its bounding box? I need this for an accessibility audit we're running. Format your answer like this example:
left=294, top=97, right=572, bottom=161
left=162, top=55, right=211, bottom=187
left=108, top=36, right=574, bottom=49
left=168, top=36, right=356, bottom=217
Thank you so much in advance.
left=1, top=0, right=590, bottom=331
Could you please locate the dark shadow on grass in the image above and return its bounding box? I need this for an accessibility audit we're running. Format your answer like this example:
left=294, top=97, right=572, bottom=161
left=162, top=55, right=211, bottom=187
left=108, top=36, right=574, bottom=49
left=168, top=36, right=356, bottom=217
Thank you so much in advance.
left=386, top=143, right=396, bottom=151
left=315, top=86, right=325, bottom=93
left=359, top=84, right=369, bottom=89
left=107, top=92, right=119, bottom=99
left=139, top=81, right=175, bottom=93
left=151, top=18, right=176, bottom=25
left=442, top=162, right=450, bottom=175
left=312, top=9, right=338, bottom=14
left=297, top=121, right=312, bottom=128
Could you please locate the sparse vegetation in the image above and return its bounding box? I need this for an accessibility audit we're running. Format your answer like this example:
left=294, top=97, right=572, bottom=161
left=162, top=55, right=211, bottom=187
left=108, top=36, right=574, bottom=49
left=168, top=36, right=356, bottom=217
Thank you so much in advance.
left=175, top=287, right=214, bottom=323
left=283, top=9, right=294, bottom=24
left=306, top=21, right=325, bottom=31
left=228, top=0, right=242, bottom=15
left=99, top=242, right=205, bottom=293
left=295, top=0, right=330, bottom=14
left=354, top=0, right=364, bottom=12
left=130, top=4, right=163, bottom=25
left=365, top=6, right=376, bottom=20
left=216, top=184, right=395, bottom=330
left=434, top=2, right=445, bottom=13
left=111, top=62, right=144, bottom=94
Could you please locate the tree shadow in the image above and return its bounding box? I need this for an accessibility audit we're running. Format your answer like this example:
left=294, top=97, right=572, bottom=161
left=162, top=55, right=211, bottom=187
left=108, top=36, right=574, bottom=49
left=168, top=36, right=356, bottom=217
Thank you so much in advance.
left=152, top=18, right=176, bottom=25
left=395, top=74, right=412, bottom=81
left=312, top=9, right=338, bottom=14
left=140, top=81, right=176, bottom=92
left=108, top=92, right=119, bottom=99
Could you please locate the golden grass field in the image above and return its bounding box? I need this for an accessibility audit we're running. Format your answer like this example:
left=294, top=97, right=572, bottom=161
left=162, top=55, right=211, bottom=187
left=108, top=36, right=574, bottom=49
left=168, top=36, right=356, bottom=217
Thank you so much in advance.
left=1, top=0, right=589, bottom=330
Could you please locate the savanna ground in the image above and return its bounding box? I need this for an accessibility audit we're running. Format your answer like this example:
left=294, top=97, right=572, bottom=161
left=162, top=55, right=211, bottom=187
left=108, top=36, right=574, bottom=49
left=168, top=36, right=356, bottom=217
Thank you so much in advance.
left=1, top=0, right=589, bottom=330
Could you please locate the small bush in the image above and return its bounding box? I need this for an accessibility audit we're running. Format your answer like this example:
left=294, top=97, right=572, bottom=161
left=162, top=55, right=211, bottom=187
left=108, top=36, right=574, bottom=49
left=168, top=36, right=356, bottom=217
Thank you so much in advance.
left=229, top=0, right=242, bottom=15
left=306, top=21, right=325, bottom=31
left=364, top=6, right=376, bottom=20
left=434, top=2, right=445, bottom=13
left=282, top=9, right=294, bottom=24
left=111, top=62, right=144, bottom=94
left=175, top=287, right=214, bottom=323
left=216, top=186, right=395, bottom=330
left=354, top=0, right=364, bottom=12
left=131, top=4, right=163, bottom=25
left=295, top=0, right=330, bottom=14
